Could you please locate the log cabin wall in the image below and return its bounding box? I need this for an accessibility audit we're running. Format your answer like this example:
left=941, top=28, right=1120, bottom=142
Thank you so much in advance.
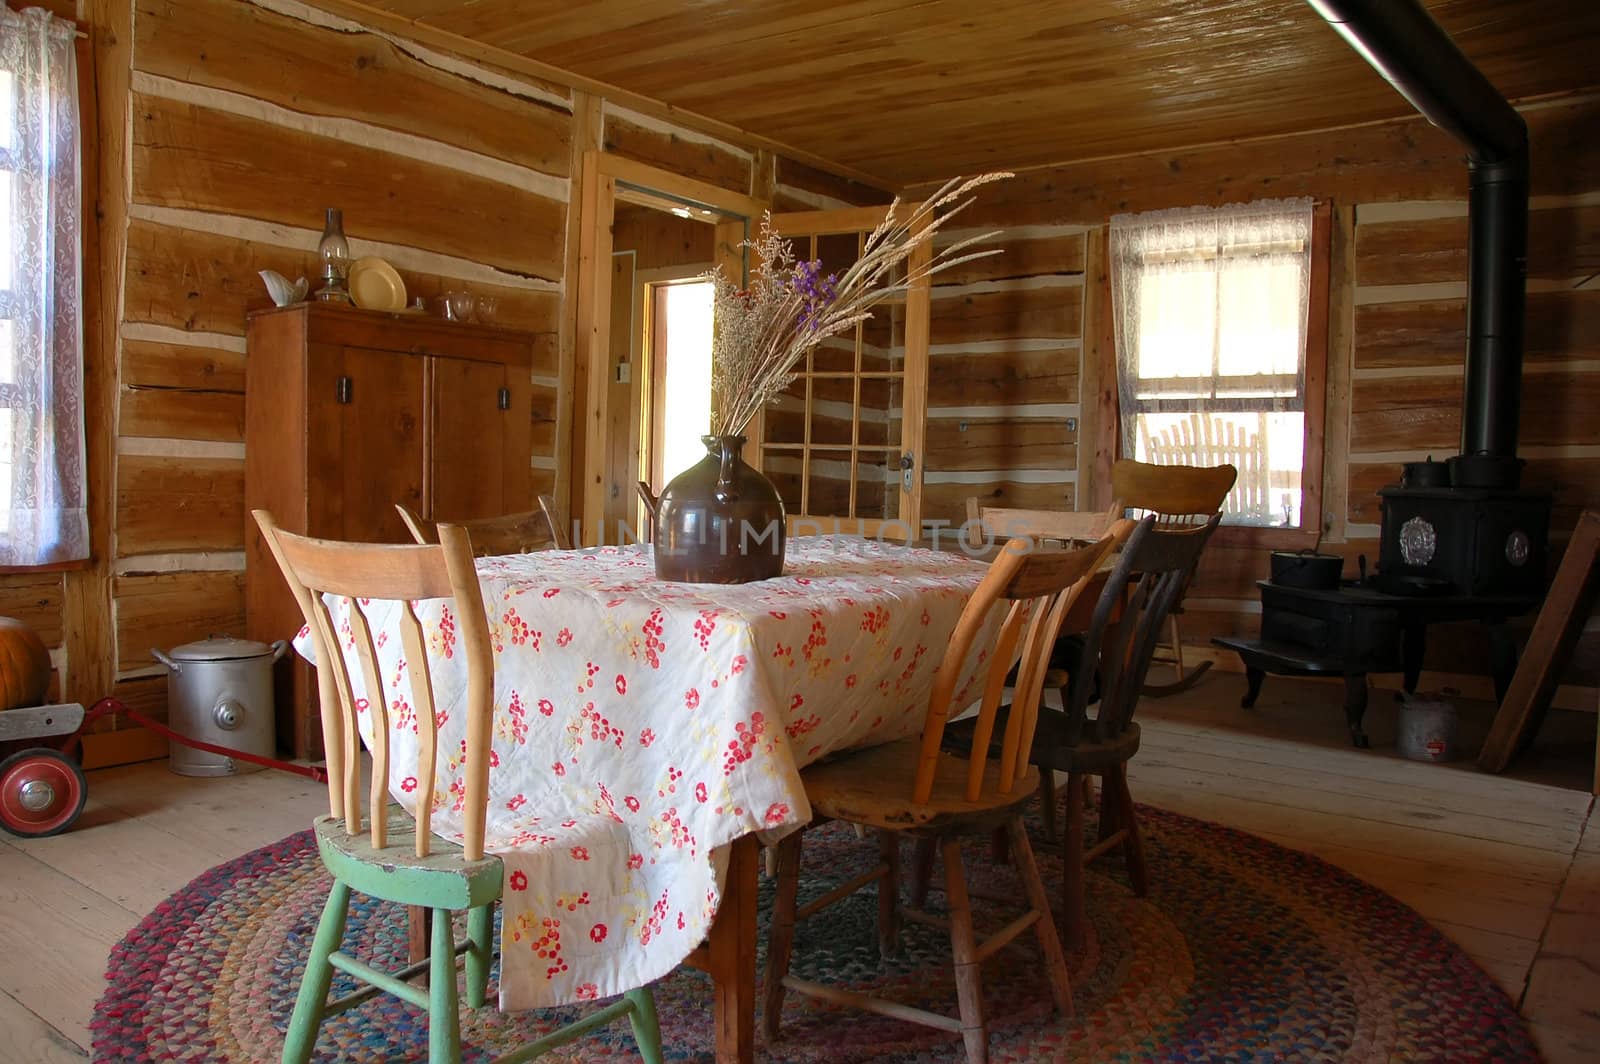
left=99, top=0, right=569, bottom=739
left=16, top=0, right=886, bottom=761
left=915, top=93, right=1600, bottom=702
left=920, top=225, right=1086, bottom=522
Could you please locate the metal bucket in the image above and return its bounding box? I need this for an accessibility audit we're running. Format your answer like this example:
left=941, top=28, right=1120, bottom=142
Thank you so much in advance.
left=1396, top=696, right=1458, bottom=763
left=153, top=636, right=286, bottom=776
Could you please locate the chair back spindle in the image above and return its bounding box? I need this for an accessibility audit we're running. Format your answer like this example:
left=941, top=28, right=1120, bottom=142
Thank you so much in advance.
left=254, top=510, right=495, bottom=862
left=914, top=523, right=1134, bottom=805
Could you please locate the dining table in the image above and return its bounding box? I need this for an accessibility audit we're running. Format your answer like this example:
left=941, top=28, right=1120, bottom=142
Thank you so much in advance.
left=302, top=533, right=1020, bottom=1063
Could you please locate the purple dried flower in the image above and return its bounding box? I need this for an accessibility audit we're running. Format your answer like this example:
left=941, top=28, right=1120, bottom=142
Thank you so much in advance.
left=791, top=259, right=838, bottom=332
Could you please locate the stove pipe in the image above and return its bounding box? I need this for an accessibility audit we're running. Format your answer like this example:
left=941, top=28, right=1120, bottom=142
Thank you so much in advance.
left=1306, top=0, right=1529, bottom=463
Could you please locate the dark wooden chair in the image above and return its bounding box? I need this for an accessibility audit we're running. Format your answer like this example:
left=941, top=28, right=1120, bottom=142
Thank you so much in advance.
left=397, top=493, right=571, bottom=554
left=763, top=527, right=1129, bottom=1063
left=1110, top=458, right=1235, bottom=695
left=930, top=513, right=1221, bottom=947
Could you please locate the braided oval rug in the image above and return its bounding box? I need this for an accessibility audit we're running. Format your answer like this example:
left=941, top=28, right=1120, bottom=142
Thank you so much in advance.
left=91, top=799, right=1540, bottom=1062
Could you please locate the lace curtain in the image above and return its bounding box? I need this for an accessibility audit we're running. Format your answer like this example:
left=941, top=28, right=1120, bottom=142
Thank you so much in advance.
left=0, top=8, right=87, bottom=566
left=1109, top=198, right=1313, bottom=526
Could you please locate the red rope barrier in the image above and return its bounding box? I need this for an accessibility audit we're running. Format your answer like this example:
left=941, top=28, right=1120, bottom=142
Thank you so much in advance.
left=75, top=698, right=328, bottom=783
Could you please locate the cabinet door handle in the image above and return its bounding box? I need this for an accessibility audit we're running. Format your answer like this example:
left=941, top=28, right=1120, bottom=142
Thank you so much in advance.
left=336, top=376, right=353, bottom=404
left=497, top=386, right=511, bottom=411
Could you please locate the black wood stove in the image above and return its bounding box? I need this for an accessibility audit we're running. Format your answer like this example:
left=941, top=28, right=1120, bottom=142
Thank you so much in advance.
left=1215, top=0, right=1551, bottom=746
left=1375, top=484, right=1549, bottom=599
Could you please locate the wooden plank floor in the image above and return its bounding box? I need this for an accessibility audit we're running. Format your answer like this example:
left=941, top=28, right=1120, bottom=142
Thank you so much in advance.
left=1, top=674, right=1594, bottom=1061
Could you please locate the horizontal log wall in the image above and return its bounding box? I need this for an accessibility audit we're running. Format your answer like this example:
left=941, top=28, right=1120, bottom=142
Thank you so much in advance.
left=96, top=0, right=572, bottom=730
left=920, top=235, right=1087, bottom=525
left=916, top=95, right=1600, bottom=698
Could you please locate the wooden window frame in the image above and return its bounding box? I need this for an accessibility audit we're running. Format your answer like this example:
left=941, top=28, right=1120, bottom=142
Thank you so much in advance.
left=1096, top=200, right=1331, bottom=551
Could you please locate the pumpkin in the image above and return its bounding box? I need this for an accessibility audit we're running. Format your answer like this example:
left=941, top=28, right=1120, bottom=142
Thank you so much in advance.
left=0, top=617, right=51, bottom=710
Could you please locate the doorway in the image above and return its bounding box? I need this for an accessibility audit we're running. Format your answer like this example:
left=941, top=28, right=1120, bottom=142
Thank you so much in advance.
left=572, top=154, right=759, bottom=545
left=646, top=277, right=716, bottom=492
left=602, top=197, right=732, bottom=541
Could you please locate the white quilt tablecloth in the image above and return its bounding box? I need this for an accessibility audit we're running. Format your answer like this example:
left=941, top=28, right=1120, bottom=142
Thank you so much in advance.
left=297, top=536, right=993, bottom=1010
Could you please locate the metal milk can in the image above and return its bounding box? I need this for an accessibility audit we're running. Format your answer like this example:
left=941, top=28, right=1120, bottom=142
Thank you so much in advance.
left=152, top=636, right=287, bottom=776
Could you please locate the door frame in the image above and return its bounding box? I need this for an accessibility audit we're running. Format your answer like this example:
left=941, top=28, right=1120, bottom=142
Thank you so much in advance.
left=571, top=152, right=765, bottom=545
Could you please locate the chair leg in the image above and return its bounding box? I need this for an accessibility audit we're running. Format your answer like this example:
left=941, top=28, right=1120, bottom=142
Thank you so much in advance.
left=1005, top=817, right=1073, bottom=1017
left=988, top=825, right=1010, bottom=866
left=1169, top=613, right=1185, bottom=678
left=409, top=905, right=431, bottom=988
left=625, top=987, right=665, bottom=1064
left=762, top=831, right=804, bottom=1040
left=1062, top=771, right=1087, bottom=951
left=942, top=837, right=988, bottom=1064
left=1112, top=765, right=1149, bottom=897
left=1080, top=775, right=1095, bottom=821
left=878, top=829, right=902, bottom=959
left=1097, top=769, right=1120, bottom=844
left=466, top=902, right=493, bottom=1009
left=282, top=880, right=350, bottom=1064
left=1037, top=771, right=1058, bottom=843
left=428, top=906, right=462, bottom=1064
left=910, top=836, right=937, bottom=908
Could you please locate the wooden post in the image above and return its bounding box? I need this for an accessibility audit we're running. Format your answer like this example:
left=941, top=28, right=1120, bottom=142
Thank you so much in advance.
left=556, top=93, right=600, bottom=527
left=62, top=0, right=131, bottom=711
left=1321, top=203, right=1358, bottom=544
left=1080, top=227, right=1117, bottom=510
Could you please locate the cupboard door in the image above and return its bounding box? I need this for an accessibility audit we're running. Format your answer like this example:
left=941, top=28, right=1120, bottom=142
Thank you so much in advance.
left=307, top=345, right=427, bottom=542
left=430, top=357, right=533, bottom=523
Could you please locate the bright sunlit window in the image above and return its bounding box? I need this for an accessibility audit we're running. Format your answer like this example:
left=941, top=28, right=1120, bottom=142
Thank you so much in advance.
left=0, top=10, right=88, bottom=565
left=657, top=281, right=715, bottom=483
left=1110, top=199, right=1316, bottom=527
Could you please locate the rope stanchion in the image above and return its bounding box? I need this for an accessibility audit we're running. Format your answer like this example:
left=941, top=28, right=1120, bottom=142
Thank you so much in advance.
left=72, top=698, right=328, bottom=783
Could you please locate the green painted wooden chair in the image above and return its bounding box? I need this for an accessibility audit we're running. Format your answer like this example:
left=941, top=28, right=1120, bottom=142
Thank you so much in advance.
left=254, top=510, right=663, bottom=1064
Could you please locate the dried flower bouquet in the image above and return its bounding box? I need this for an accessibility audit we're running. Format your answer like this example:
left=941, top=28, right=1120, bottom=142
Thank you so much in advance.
left=707, top=173, right=1012, bottom=437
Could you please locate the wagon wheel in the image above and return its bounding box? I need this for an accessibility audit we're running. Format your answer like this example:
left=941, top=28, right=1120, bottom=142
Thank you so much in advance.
left=0, top=747, right=88, bottom=837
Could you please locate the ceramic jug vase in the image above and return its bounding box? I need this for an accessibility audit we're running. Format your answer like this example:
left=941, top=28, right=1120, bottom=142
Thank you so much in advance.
left=653, top=435, right=785, bottom=583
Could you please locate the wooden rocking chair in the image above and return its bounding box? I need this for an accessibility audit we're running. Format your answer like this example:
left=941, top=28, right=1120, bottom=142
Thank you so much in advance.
left=1110, top=456, right=1235, bottom=695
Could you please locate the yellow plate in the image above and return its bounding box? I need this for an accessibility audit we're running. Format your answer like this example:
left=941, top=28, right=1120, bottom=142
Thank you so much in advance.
left=348, top=256, right=407, bottom=311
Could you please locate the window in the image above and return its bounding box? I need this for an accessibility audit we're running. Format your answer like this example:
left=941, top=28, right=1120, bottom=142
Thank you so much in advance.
left=0, top=8, right=87, bottom=567
left=1109, top=198, right=1327, bottom=533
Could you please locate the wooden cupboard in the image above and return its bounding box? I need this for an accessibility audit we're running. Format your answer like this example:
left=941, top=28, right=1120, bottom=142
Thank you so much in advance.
left=244, top=303, right=536, bottom=758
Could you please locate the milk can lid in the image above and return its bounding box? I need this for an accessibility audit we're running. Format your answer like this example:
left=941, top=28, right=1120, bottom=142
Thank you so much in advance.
left=166, top=636, right=276, bottom=662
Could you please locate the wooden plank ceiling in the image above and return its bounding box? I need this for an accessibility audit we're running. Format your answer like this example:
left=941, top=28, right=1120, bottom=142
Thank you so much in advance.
left=347, top=0, right=1600, bottom=188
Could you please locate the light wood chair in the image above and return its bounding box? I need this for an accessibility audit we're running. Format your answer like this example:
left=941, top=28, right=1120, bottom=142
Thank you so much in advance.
left=396, top=493, right=571, bottom=554
left=933, top=513, right=1221, bottom=947
left=963, top=497, right=1124, bottom=550
left=763, top=527, right=1128, bottom=1063
left=252, top=510, right=661, bottom=1064
left=1110, top=458, right=1235, bottom=695
left=962, top=498, right=1125, bottom=836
